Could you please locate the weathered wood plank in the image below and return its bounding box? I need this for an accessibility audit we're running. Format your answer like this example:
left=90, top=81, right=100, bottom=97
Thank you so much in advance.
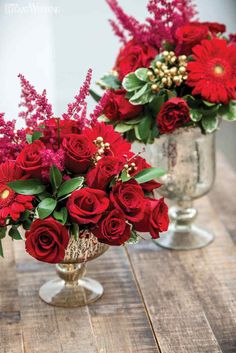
left=13, top=241, right=159, bottom=353
left=209, top=153, right=236, bottom=243
left=127, top=190, right=236, bottom=353
left=0, top=237, right=24, bottom=353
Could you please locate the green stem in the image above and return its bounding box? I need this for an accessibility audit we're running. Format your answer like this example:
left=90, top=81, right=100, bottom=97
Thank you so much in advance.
left=0, top=239, right=4, bottom=257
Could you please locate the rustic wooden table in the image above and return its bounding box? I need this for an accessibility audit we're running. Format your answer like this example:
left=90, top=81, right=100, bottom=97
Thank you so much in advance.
left=1, top=153, right=236, bottom=353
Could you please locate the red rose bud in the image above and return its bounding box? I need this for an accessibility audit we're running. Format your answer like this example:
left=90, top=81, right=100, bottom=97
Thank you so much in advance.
left=157, top=98, right=190, bottom=134
left=16, top=140, right=45, bottom=178
left=62, top=134, right=96, bottom=174
left=86, top=156, right=124, bottom=190
left=134, top=198, right=169, bottom=239
left=175, top=22, right=209, bottom=55
left=115, top=39, right=157, bottom=81
left=202, top=22, right=226, bottom=35
left=93, top=209, right=131, bottom=246
left=103, top=89, right=142, bottom=122
left=67, top=187, right=110, bottom=224
left=25, top=218, right=69, bottom=264
left=110, top=180, right=145, bottom=223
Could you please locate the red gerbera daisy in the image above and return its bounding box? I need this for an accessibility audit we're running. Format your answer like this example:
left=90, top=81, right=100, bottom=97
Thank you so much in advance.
left=83, top=122, right=132, bottom=158
left=187, top=38, right=236, bottom=104
left=0, top=162, right=33, bottom=225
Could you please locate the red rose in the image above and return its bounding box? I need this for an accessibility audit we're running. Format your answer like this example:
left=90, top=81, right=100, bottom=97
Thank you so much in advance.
left=67, top=187, right=110, bottom=224
left=134, top=198, right=169, bottom=239
left=115, top=39, right=157, bottom=81
left=86, top=156, right=123, bottom=190
left=25, top=218, right=69, bottom=263
left=16, top=140, right=45, bottom=178
left=157, top=98, right=190, bottom=134
left=103, top=89, right=142, bottom=122
left=202, top=22, right=226, bottom=35
left=93, top=209, right=131, bottom=246
left=130, top=156, right=161, bottom=193
left=175, top=23, right=209, bottom=55
left=110, top=180, right=145, bottom=222
left=62, top=134, right=96, bottom=174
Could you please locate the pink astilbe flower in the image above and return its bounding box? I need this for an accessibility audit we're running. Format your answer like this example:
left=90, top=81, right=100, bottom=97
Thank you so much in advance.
left=106, top=0, right=197, bottom=49
left=90, top=91, right=112, bottom=126
left=18, top=74, right=53, bottom=130
left=41, top=148, right=65, bottom=179
left=109, top=19, right=127, bottom=44
left=0, top=113, right=26, bottom=162
left=62, top=69, right=92, bottom=130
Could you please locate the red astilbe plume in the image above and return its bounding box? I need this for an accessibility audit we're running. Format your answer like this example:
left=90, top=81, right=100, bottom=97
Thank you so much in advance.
left=106, top=0, right=197, bottom=49
left=18, top=74, right=53, bottom=130
left=90, top=91, right=112, bottom=126
left=146, top=0, right=197, bottom=48
left=0, top=113, right=26, bottom=163
left=62, top=68, right=92, bottom=130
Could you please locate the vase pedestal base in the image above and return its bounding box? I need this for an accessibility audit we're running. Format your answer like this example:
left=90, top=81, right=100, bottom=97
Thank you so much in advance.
left=154, top=224, right=214, bottom=251
left=39, top=277, right=104, bottom=307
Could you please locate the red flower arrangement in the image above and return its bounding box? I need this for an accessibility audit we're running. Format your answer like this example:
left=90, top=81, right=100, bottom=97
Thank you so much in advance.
left=94, top=0, right=236, bottom=143
left=0, top=73, right=169, bottom=262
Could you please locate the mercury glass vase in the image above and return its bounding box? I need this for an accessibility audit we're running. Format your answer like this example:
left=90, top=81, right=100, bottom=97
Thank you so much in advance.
left=149, top=126, right=215, bottom=250
left=39, top=231, right=109, bottom=307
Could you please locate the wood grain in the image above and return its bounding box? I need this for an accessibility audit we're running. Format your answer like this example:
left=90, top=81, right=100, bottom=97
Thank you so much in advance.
left=13, top=241, right=159, bottom=353
left=0, top=237, right=24, bottom=353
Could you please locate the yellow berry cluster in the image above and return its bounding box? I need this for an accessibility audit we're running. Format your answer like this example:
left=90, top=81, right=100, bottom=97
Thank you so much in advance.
left=147, top=51, right=188, bottom=92
left=93, top=136, right=110, bottom=162
left=123, top=162, right=137, bottom=178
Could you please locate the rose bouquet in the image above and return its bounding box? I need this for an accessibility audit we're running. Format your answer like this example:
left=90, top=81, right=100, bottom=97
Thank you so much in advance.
left=94, top=0, right=236, bottom=143
left=0, top=71, right=169, bottom=263
left=93, top=0, right=236, bottom=251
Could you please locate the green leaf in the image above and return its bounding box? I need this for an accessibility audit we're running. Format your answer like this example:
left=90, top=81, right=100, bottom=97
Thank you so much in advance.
left=127, top=230, right=139, bottom=244
left=220, top=102, right=236, bottom=121
left=32, top=131, right=43, bottom=142
left=50, top=165, right=62, bottom=192
left=9, top=227, right=22, bottom=240
left=98, top=115, right=111, bottom=123
left=0, top=239, right=3, bottom=257
left=26, top=134, right=32, bottom=144
left=125, top=116, right=143, bottom=125
left=201, top=115, right=219, bottom=133
left=149, top=95, right=165, bottom=116
left=134, top=125, right=142, bottom=140
left=135, top=68, right=149, bottom=82
left=190, top=110, right=203, bottom=122
left=130, top=85, right=154, bottom=105
left=122, top=73, right=144, bottom=92
left=120, top=170, right=131, bottom=183
left=115, top=123, right=134, bottom=133
left=53, top=207, right=68, bottom=225
left=134, top=167, right=165, bottom=184
left=0, top=227, right=7, bottom=239
left=98, top=74, right=120, bottom=89
left=203, top=100, right=217, bottom=107
left=57, top=177, right=84, bottom=199
left=89, top=89, right=101, bottom=102
left=37, top=198, right=57, bottom=219
left=71, top=223, right=80, bottom=241
left=38, top=191, right=52, bottom=201
left=138, top=114, right=152, bottom=143
left=8, top=179, right=46, bottom=195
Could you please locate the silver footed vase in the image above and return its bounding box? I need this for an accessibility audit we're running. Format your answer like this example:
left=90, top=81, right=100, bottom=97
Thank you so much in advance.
left=149, top=126, right=215, bottom=250
left=39, top=231, right=109, bottom=307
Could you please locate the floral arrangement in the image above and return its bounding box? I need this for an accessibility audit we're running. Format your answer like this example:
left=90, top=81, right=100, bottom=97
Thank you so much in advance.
left=94, top=0, right=236, bottom=143
left=0, top=72, right=169, bottom=263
